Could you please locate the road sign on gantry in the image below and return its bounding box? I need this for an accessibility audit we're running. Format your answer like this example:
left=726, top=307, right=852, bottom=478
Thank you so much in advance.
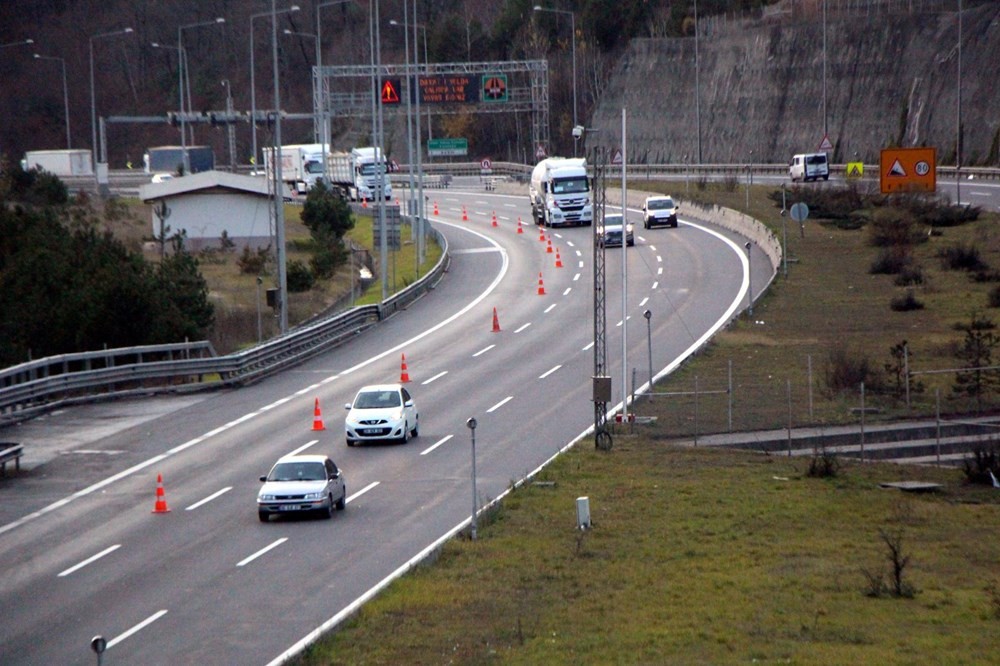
left=880, top=147, right=936, bottom=194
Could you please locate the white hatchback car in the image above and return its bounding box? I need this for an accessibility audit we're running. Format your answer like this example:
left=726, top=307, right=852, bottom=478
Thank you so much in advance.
left=257, top=454, right=346, bottom=522
left=642, top=195, right=679, bottom=228
left=345, top=383, right=418, bottom=446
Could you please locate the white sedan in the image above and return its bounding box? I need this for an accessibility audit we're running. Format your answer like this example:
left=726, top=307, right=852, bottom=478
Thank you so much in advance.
left=345, top=383, right=419, bottom=446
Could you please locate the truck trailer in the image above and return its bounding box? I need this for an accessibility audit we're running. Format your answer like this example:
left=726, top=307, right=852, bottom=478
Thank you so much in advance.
left=144, top=146, right=215, bottom=175
left=261, top=144, right=326, bottom=194
left=23, top=149, right=94, bottom=177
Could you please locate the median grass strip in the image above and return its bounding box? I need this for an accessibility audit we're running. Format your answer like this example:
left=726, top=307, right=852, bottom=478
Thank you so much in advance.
left=298, top=443, right=999, bottom=664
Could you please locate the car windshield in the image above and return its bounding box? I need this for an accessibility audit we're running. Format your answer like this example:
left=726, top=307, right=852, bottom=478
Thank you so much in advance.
left=358, top=163, right=386, bottom=176
left=648, top=198, right=674, bottom=210
left=604, top=215, right=623, bottom=227
left=268, top=461, right=326, bottom=482
left=355, top=390, right=401, bottom=409
left=551, top=177, right=588, bottom=194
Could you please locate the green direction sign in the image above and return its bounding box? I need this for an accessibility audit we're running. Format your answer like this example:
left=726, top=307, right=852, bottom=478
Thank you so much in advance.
left=428, top=138, right=468, bottom=157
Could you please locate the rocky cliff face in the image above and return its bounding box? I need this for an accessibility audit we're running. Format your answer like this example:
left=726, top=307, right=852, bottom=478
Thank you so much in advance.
left=591, top=4, right=1000, bottom=166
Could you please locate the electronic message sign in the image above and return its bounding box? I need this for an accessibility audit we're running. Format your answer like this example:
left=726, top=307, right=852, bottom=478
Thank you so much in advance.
left=418, top=75, right=478, bottom=104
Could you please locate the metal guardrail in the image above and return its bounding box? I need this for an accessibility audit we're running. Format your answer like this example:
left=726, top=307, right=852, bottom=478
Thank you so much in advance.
left=0, top=226, right=449, bottom=426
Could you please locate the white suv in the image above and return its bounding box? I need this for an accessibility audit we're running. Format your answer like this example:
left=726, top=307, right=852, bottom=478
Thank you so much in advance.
left=642, top=195, right=679, bottom=229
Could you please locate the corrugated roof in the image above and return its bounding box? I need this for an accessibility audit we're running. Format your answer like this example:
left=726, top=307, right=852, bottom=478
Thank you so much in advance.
left=140, top=170, right=291, bottom=202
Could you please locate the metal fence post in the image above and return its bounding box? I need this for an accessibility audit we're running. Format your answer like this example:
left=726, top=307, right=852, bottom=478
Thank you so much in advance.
left=728, top=359, right=733, bottom=432
left=860, top=381, right=866, bottom=463
left=786, top=378, right=792, bottom=456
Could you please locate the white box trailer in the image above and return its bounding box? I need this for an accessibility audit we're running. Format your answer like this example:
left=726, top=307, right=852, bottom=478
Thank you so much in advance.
left=261, top=144, right=326, bottom=194
left=327, top=147, right=393, bottom=202
left=23, top=149, right=94, bottom=177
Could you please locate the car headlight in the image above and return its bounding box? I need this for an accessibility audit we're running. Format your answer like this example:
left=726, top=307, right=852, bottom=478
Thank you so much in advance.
left=303, top=492, right=324, bottom=500
left=259, top=494, right=275, bottom=502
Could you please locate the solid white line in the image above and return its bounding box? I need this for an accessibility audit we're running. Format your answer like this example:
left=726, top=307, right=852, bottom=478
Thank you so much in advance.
left=420, top=435, right=453, bottom=456
left=57, top=544, right=121, bottom=577
left=539, top=365, right=562, bottom=379
left=348, top=481, right=380, bottom=502
left=184, top=487, right=232, bottom=512
left=422, top=371, right=448, bottom=385
left=544, top=304, right=557, bottom=313
left=237, top=538, right=288, bottom=568
left=320, top=375, right=339, bottom=384
left=514, top=323, right=531, bottom=333
left=486, top=396, right=513, bottom=413
left=106, top=610, right=168, bottom=649
left=472, top=344, right=495, bottom=357
left=290, top=440, right=319, bottom=456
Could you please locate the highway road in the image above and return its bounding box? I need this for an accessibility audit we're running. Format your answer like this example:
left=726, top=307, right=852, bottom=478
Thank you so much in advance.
left=0, top=187, right=762, bottom=665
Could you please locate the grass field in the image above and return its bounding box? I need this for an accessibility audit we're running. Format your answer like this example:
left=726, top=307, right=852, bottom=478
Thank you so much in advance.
left=289, top=180, right=1000, bottom=664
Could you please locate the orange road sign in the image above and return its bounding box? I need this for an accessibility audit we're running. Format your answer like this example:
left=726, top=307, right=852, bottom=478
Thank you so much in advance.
left=880, top=147, right=936, bottom=194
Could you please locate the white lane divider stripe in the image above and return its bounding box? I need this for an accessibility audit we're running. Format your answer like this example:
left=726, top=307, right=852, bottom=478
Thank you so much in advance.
left=539, top=365, right=562, bottom=379
left=473, top=345, right=495, bottom=357
left=184, top=487, right=232, bottom=512
left=348, top=481, right=380, bottom=503
left=289, top=440, right=319, bottom=456
left=514, top=323, right=531, bottom=333
left=421, top=435, right=453, bottom=456
left=237, top=538, right=288, bottom=568
left=486, top=396, right=513, bottom=413
left=57, top=544, right=121, bottom=578
left=422, top=371, right=448, bottom=385
left=544, top=304, right=557, bottom=313
left=106, top=610, right=168, bottom=649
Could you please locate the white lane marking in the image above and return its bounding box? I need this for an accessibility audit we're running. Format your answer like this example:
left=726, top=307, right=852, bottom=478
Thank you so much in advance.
left=553, top=233, right=563, bottom=239
left=451, top=247, right=504, bottom=255
left=420, top=435, right=453, bottom=456
left=504, top=203, right=517, bottom=208
left=566, top=241, right=575, bottom=247
left=544, top=304, right=557, bottom=313
left=649, top=245, right=657, bottom=252
left=290, top=440, right=319, bottom=456
left=652, top=281, right=659, bottom=290
left=1, top=220, right=511, bottom=538
left=573, top=273, right=580, bottom=281
left=473, top=344, right=495, bottom=357
left=539, top=365, right=562, bottom=379
left=320, top=375, right=339, bottom=384
left=348, top=481, right=380, bottom=503
left=582, top=341, right=595, bottom=351
left=514, top=323, right=531, bottom=333
left=486, top=396, right=513, bottom=413
left=575, top=250, right=582, bottom=257
left=294, top=384, right=320, bottom=396
left=422, top=371, right=448, bottom=385
left=658, top=267, right=663, bottom=275
left=563, top=288, right=572, bottom=296
left=237, top=538, right=288, bottom=567
left=185, top=487, right=232, bottom=512
left=106, top=610, right=168, bottom=649
left=616, top=316, right=632, bottom=327
left=639, top=297, right=649, bottom=307
left=578, top=260, right=584, bottom=268
left=657, top=255, right=663, bottom=263
left=57, top=544, right=121, bottom=577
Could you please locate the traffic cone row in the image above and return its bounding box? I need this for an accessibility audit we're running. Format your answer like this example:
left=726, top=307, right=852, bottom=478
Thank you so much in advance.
left=312, top=397, right=326, bottom=431
left=152, top=474, right=170, bottom=513
left=400, top=353, right=411, bottom=383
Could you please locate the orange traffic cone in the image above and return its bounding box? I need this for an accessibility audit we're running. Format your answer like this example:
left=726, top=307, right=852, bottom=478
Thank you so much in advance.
left=491, top=211, right=498, bottom=227
left=362, top=197, right=368, bottom=209
left=555, top=248, right=563, bottom=268
left=395, top=198, right=400, bottom=206
left=539, top=227, right=546, bottom=241
left=462, top=205, right=468, bottom=222
left=517, top=217, right=524, bottom=234
left=311, top=397, right=326, bottom=431
left=491, top=307, right=501, bottom=333
left=433, top=201, right=439, bottom=216
left=546, top=237, right=553, bottom=254
left=537, top=272, right=546, bottom=296
left=152, top=473, right=171, bottom=513
left=400, top=353, right=411, bottom=383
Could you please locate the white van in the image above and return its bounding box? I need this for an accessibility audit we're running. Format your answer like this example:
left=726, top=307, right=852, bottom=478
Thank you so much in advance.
left=789, top=153, right=830, bottom=182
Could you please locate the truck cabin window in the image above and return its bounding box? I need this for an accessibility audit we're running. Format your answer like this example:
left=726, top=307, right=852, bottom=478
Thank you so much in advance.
left=552, top=177, right=588, bottom=194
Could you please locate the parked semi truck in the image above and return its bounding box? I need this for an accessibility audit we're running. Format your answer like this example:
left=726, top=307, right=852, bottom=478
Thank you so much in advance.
left=144, top=145, right=215, bottom=175
left=529, top=157, right=592, bottom=227
left=327, top=147, right=393, bottom=202
left=23, top=149, right=94, bottom=177
left=261, top=143, right=326, bottom=194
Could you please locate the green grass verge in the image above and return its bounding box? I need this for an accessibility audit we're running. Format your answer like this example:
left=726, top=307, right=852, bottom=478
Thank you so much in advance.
left=297, top=443, right=1000, bottom=664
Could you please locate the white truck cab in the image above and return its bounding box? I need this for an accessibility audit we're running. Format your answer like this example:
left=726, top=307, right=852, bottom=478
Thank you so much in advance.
left=529, top=157, right=593, bottom=227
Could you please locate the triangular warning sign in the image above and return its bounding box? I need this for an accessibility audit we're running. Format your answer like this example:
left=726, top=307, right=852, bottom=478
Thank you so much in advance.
left=818, top=135, right=833, bottom=151
left=888, top=159, right=907, bottom=177
left=611, top=148, right=623, bottom=165
left=380, top=80, right=400, bottom=104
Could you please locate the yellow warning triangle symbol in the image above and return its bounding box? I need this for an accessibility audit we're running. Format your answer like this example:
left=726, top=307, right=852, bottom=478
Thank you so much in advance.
left=381, top=80, right=399, bottom=103
left=888, top=159, right=907, bottom=177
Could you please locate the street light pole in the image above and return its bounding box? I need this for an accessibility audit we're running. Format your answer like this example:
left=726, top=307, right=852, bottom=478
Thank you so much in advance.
left=90, top=28, right=132, bottom=165
left=34, top=54, right=71, bottom=149
left=745, top=241, right=754, bottom=317
left=221, top=79, right=235, bottom=170
left=251, top=5, right=300, bottom=171
left=178, top=18, right=225, bottom=175
left=272, top=0, right=289, bottom=334
left=533, top=5, right=577, bottom=156
left=315, top=1, right=353, bottom=183
left=466, top=417, right=478, bottom=541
